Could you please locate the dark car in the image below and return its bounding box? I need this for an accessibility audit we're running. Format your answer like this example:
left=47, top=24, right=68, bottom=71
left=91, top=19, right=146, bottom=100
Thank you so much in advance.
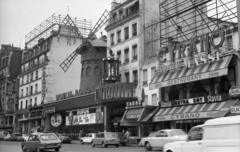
left=91, top=132, right=120, bottom=148
left=16, top=134, right=25, bottom=141
left=9, top=134, right=18, bottom=141
left=21, top=133, right=62, bottom=152
left=58, top=134, right=71, bottom=143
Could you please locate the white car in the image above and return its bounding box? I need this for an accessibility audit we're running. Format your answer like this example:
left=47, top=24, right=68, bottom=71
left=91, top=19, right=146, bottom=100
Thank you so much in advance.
left=22, top=134, right=30, bottom=141
left=80, top=133, right=96, bottom=144
left=140, top=129, right=187, bottom=151
left=164, top=116, right=240, bottom=152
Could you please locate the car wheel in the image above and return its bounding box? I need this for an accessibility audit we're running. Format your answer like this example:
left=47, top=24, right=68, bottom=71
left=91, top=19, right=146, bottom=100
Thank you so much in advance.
left=145, top=142, right=152, bottom=151
left=91, top=142, right=95, bottom=147
left=116, top=144, right=119, bottom=148
left=55, top=148, right=60, bottom=152
left=37, top=148, right=42, bottom=152
left=81, top=140, right=84, bottom=145
left=21, top=145, right=26, bottom=152
left=102, top=142, right=107, bottom=147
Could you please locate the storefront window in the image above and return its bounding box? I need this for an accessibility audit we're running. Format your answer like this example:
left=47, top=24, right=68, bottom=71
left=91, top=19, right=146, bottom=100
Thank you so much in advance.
left=217, top=76, right=231, bottom=93
left=168, top=86, right=179, bottom=100
left=190, top=81, right=208, bottom=98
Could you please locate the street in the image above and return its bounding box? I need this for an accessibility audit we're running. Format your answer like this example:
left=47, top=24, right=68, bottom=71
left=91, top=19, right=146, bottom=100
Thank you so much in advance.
left=0, top=141, right=162, bottom=152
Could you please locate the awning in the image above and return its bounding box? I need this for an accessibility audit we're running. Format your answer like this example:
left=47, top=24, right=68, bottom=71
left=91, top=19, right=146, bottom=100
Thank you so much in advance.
left=150, top=55, right=232, bottom=90
left=120, top=107, right=155, bottom=126
left=142, top=107, right=159, bottom=122
left=153, top=100, right=238, bottom=122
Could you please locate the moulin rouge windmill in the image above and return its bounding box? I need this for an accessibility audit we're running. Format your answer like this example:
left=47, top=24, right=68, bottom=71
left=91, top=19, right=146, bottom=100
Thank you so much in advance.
left=60, top=10, right=109, bottom=73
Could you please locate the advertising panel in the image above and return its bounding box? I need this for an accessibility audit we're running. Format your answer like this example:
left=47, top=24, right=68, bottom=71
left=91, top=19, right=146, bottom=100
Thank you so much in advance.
left=65, top=106, right=103, bottom=126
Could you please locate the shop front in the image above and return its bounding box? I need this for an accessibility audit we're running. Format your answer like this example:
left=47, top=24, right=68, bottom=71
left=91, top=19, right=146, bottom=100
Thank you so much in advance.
left=44, top=93, right=103, bottom=139
left=149, top=29, right=240, bottom=133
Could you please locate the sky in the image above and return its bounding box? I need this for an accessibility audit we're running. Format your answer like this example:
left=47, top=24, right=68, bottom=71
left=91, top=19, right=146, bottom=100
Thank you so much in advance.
left=0, top=0, right=113, bottom=49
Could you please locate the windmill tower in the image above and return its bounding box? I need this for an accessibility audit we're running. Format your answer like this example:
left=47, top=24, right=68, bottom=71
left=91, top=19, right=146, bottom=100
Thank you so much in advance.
left=60, top=11, right=109, bottom=88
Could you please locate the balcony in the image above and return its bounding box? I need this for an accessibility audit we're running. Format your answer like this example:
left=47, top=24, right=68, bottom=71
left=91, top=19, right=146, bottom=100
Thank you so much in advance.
left=106, top=10, right=139, bottom=29
left=124, top=58, right=129, bottom=64
left=133, top=55, right=138, bottom=60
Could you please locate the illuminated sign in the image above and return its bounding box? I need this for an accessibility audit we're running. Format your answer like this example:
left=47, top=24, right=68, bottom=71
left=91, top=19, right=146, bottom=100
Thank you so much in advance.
left=157, top=30, right=225, bottom=74
left=66, top=107, right=103, bottom=126
left=56, top=85, right=98, bottom=101
left=229, top=86, right=240, bottom=97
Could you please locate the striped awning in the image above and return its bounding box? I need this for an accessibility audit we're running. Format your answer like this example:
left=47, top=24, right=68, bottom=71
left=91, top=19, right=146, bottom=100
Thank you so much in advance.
left=153, top=100, right=238, bottom=122
left=150, top=55, right=232, bottom=90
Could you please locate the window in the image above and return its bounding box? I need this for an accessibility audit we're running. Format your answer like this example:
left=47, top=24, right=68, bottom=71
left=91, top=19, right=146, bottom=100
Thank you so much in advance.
left=190, top=81, right=208, bottom=98
left=124, top=27, right=129, bottom=40
left=125, top=72, right=129, bottom=83
left=21, top=89, right=23, bottom=97
left=144, top=95, right=148, bottom=105
left=81, top=68, right=84, bottom=77
left=168, top=85, right=179, bottom=100
left=86, top=67, right=91, bottom=76
left=31, top=73, right=33, bottom=81
left=26, top=100, right=28, bottom=108
left=110, top=33, right=115, bottom=45
left=30, top=86, right=33, bottom=95
left=30, top=99, right=32, bottom=107
left=35, top=97, right=37, bottom=106
left=143, top=69, right=148, bottom=85
left=20, top=101, right=23, bottom=109
left=227, top=36, right=233, bottom=50
left=117, top=31, right=121, bottom=43
left=35, top=84, right=38, bottom=93
left=132, top=23, right=137, bottom=36
left=117, top=51, right=121, bottom=64
left=21, top=77, right=24, bottom=85
left=124, top=48, right=129, bottom=63
left=94, top=67, right=101, bottom=76
left=132, top=70, right=138, bottom=83
left=26, top=87, right=28, bottom=96
left=132, top=45, right=138, bottom=60
left=151, top=67, right=156, bottom=80
left=217, top=76, right=231, bottom=93
left=152, top=94, right=157, bottom=106
left=27, top=75, right=29, bottom=83
left=36, top=70, right=38, bottom=79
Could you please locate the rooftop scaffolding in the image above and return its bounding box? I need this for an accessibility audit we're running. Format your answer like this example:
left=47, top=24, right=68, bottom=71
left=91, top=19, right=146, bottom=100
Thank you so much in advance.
left=25, top=14, right=92, bottom=48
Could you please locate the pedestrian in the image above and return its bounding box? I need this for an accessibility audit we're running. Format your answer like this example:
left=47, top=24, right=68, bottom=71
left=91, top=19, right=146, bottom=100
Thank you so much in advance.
left=125, top=130, right=131, bottom=139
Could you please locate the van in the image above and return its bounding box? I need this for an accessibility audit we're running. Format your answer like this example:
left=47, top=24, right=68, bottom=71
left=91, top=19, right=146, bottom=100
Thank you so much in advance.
left=164, top=115, right=240, bottom=152
left=0, top=131, right=10, bottom=140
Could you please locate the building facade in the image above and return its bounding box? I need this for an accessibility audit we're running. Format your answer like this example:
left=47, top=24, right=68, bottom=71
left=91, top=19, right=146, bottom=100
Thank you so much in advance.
left=0, top=44, right=22, bottom=133
left=16, top=14, right=91, bottom=134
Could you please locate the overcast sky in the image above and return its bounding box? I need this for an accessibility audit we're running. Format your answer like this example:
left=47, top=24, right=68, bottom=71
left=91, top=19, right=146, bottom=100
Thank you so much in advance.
left=0, top=0, right=112, bottom=49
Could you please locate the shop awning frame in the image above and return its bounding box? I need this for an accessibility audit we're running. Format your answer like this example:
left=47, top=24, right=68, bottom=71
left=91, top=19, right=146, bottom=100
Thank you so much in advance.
left=150, top=55, right=232, bottom=90
left=153, top=100, right=238, bottom=122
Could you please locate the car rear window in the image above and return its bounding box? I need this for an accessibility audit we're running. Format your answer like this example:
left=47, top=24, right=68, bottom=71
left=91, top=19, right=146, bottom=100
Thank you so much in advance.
left=40, top=134, right=58, bottom=140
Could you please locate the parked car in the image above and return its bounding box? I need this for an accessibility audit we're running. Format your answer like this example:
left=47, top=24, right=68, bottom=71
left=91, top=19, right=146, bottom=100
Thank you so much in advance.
left=3, top=133, right=11, bottom=141
left=140, top=129, right=187, bottom=151
left=128, top=136, right=142, bottom=146
left=91, top=132, right=120, bottom=148
left=9, top=133, right=19, bottom=141
left=58, top=134, right=71, bottom=143
left=164, top=116, right=240, bottom=152
left=21, top=132, right=62, bottom=152
left=116, top=132, right=128, bottom=146
left=0, top=131, right=9, bottom=140
left=22, top=134, right=30, bottom=141
left=16, top=134, right=25, bottom=141
left=79, top=133, right=96, bottom=144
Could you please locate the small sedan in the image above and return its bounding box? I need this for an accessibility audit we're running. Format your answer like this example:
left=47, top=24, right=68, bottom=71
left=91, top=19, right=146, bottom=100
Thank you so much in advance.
left=16, top=134, right=25, bottom=142
left=58, top=134, right=71, bottom=143
left=91, top=132, right=120, bottom=148
left=140, top=129, right=187, bottom=151
left=21, top=133, right=62, bottom=152
left=80, top=133, right=96, bottom=144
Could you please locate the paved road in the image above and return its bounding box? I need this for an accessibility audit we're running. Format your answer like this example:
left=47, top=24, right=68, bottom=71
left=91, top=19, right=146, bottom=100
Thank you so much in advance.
left=0, top=140, right=162, bottom=152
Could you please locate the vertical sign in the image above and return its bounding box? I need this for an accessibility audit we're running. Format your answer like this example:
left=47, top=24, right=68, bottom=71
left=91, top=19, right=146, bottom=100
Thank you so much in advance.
left=42, top=66, right=47, bottom=103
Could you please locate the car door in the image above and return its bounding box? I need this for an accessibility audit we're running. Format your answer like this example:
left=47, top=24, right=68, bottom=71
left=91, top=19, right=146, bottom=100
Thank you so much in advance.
left=25, top=135, right=35, bottom=150
left=150, top=131, right=162, bottom=148
left=35, top=135, right=42, bottom=149
left=159, top=131, right=170, bottom=148
left=181, top=127, right=203, bottom=152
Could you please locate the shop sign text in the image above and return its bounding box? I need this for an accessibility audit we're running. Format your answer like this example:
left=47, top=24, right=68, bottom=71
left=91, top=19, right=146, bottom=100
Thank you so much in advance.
left=229, top=86, right=240, bottom=97
left=171, top=112, right=200, bottom=120
left=230, top=106, right=240, bottom=113
left=126, top=101, right=142, bottom=108
left=157, top=30, right=224, bottom=74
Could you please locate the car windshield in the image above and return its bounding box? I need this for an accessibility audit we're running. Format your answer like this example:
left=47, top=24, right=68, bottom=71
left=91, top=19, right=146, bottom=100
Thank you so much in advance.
left=148, top=131, right=158, bottom=137
left=169, top=130, right=187, bottom=136
left=105, top=132, right=117, bottom=138
left=40, top=134, right=58, bottom=140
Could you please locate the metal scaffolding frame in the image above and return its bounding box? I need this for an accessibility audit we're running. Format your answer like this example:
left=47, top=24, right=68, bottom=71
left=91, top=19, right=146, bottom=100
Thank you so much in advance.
left=144, top=0, right=237, bottom=60
left=25, top=14, right=92, bottom=48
